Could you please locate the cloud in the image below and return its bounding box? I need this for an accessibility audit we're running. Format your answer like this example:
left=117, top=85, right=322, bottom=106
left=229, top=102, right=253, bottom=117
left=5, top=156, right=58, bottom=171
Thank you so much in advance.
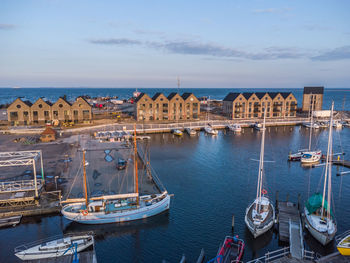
left=89, top=37, right=309, bottom=60
left=89, top=38, right=142, bottom=45
left=252, top=7, right=293, bottom=14
left=0, top=23, right=16, bottom=30
left=311, top=46, right=350, bottom=61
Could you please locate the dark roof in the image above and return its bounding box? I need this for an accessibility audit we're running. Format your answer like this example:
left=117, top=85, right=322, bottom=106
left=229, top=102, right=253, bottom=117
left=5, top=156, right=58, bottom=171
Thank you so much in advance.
left=152, top=92, right=163, bottom=100
left=255, top=92, right=267, bottom=99
left=242, top=92, right=253, bottom=100
left=280, top=92, right=291, bottom=99
left=58, top=97, right=72, bottom=106
left=223, top=93, right=240, bottom=101
left=268, top=92, right=279, bottom=99
left=167, top=92, right=178, bottom=100
left=22, top=100, right=33, bottom=107
left=181, top=92, right=193, bottom=100
left=304, top=86, right=324, bottom=94
left=77, top=96, right=91, bottom=106
left=134, top=92, right=146, bottom=103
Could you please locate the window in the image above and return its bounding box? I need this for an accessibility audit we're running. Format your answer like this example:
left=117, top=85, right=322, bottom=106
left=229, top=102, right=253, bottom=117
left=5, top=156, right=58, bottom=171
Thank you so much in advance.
left=83, top=110, right=90, bottom=119
left=44, top=111, right=49, bottom=117
left=38, top=104, right=42, bottom=108
left=10, top=112, right=18, bottom=120
left=59, top=104, right=63, bottom=108
left=74, top=110, right=78, bottom=116
left=16, top=104, right=21, bottom=109
left=24, top=111, right=29, bottom=116
left=160, top=98, right=163, bottom=101
left=53, top=111, right=58, bottom=118
left=33, top=111, right=38, bottom=116
left=64, top=110, right=69, bottom=116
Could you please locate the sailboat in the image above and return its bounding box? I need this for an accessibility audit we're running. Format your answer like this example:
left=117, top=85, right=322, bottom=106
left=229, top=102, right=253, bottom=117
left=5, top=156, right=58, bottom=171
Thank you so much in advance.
left=61, top=127, right=171, bottom=224
left=304, top=102, right=337, bottom=245
left=245, top=108, right=275, bottom=238
left=288, top=102, right=322, bottom=164
left=204, top=96, right=218, bottom=135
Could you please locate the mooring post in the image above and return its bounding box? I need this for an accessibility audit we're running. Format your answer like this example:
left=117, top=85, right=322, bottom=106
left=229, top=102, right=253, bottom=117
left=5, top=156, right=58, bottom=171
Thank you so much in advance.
left=231, top=214, right=235, bottom=233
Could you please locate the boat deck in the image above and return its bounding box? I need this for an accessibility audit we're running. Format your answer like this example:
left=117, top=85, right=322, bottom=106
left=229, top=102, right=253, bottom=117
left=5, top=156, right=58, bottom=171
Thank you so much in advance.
left=247, top=202, right=274, bottom=230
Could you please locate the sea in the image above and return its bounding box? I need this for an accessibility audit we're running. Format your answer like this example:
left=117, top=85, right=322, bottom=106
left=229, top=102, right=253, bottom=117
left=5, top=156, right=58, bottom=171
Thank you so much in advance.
left=0, top=87, right=350, bottom=262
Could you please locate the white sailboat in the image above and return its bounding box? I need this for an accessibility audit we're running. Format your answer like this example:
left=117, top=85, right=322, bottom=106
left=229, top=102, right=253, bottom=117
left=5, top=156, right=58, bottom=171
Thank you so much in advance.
left=304, top=102, right=337, bottom=245
left=61, top=126, right=171, bottom=224
left=245, top=108, right=275, bottom=238
left=300, top=103, right=322, bottom=164
left=14, top=234, right=94, bottom=260
left=204, top=96, right=218, bottom=135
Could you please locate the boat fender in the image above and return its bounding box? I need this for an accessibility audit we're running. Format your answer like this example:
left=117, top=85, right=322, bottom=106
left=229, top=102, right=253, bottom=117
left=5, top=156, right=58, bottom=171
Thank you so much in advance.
left=262, top=189, right=267, bottom=195
left=81, top=209, right=88, bottom=216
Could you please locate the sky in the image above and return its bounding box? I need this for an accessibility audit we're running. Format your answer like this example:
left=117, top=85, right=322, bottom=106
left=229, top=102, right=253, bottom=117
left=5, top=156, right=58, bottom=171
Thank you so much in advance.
left=0, top=0, right=349, bottom=88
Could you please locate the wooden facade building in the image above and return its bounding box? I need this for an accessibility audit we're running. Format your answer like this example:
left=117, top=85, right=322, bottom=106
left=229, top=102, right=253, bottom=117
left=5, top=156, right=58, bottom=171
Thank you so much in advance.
left=223, top=92, right=297, bottom=119
left=302, top=86, right=324, bottom=112
left=134, top=92, right=200, bottom=121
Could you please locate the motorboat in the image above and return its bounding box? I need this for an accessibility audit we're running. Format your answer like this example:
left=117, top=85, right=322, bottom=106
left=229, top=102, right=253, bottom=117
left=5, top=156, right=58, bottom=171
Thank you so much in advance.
left=304, top=102, right=337, bottom=245
left=303, top=122, right=320, bottom=129
left=253, top=123, right=265, bottom=131
left=0, top=215, right=22, bottom=228
left=316, top=121, right=329, bottom=128
left=300, top=151, right=322, bottom=164
left=228, top=124, right=242, bottom=133
left=204, top=126, right=218, bottom=135
left=116, top=158, right=127, bottom=170
left=185, top=127, right=196, bottom=136
left=333, top=121, right=342, bottom=129
left=172, top=129, right=183, bottom=136
left=288, top=149, right=308, bottom=161
left=336, top=231, right=350, bottom=256
left=210, top=236, right=245, bottom=263
left=14, top=234, right=94, bottom=260
left=245, top=108, right=275, bottom=238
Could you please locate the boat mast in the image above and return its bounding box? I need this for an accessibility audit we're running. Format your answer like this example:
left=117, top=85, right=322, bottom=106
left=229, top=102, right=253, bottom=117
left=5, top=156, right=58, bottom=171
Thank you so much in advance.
left=82, top=150, right=89, bottom=209
left=255, top=107, right=267, bottom=211
left=321, top=102, right=334, bottom=218
left=134, top=124, right=139, bottom=205
left=308, top=94, right=314, bottom=151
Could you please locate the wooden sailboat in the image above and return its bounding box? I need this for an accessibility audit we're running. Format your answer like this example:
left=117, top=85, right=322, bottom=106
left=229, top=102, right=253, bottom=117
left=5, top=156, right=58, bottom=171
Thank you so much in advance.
left=61, top=125, right=171, bottom=224
left=304, top=102, right=337, bottom=245
left=245, top=108, right=275, bottom=238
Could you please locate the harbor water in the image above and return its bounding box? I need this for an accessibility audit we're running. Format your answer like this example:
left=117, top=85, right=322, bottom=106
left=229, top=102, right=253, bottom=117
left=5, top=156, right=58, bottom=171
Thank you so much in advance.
left=1, top=125, right=350, bottom=262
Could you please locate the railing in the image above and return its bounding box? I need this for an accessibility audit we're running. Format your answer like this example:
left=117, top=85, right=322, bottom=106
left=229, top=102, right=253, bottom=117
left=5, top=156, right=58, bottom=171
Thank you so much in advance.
left=0, top=179, right=42, bottom=193
left=303, top=250, right=316, bottom=260
left=246, top=247, right=290, bottom=263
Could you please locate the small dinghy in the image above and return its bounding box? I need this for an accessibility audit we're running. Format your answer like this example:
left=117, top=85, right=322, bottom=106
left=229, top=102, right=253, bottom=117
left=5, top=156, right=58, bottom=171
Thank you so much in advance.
left=228, top=124, right=242, bottom=133
left=172, top=129, right=183, bottom=136
left=0, top=215, right=22, bottom=228
left=185, top=127, right=196, bottom=136
left=208, top=236, right=245, bottom=263
left=336, top=231, right=350, bottom=256
left=14, top=234, right=94, bottom=260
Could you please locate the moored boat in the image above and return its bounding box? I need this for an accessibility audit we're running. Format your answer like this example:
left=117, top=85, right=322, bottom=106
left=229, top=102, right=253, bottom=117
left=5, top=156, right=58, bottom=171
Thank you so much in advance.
left=185, top=127, right=196, bottom=136
left=14, top=234, right=94, bottom=260
left=228, top=124, right=242, bottom=133
left=303, top=122, right=320, bottom=129
left=300, top=150, right=322, bottom=165
left=304, top=102, right=337, bottom=245
left=172, top=129, right=183, bottom=136
left=0, top=215, right=22, bottom=228
left=336, top=231, right=350, bottom=256
left=253, top=122, right=265, bottom=131
left=288, top=149, right=308, bottom=161
left=208, top=236, right=245, bottom=263
left=61, top=126, right=171, bottom=225
left=245, top=108, right=275, bottom=238
left=333, top=121, right=342, bottom=129
left=204, top=126, right=218, bottom=135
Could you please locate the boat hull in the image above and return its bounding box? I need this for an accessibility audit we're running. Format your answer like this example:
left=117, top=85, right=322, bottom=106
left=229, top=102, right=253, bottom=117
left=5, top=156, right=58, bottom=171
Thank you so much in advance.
left=62, top=194, right=170, bottom=224
left=15, top=236, right=93, bottom=260
left=304, top=208, right=336, bottom=246
left=337, top=246, right=350, bottom=256
left=245, top=201, right=275, bottom=238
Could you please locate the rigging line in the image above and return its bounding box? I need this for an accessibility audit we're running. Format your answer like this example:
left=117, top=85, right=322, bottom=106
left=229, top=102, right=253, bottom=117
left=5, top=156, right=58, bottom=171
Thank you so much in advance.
left=66, top=156, right=83, bottom=199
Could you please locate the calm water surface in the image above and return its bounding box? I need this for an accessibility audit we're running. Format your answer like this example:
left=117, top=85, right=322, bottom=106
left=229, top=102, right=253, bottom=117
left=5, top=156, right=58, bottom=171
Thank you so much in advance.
left=1, top=126, right=350, bottom=262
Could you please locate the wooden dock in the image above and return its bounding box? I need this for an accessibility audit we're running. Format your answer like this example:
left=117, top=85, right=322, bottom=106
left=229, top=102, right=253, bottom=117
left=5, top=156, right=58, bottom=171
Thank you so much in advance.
left=316, top=251, right=350, bottom=263
left=333, top=159, right=350, bottom=169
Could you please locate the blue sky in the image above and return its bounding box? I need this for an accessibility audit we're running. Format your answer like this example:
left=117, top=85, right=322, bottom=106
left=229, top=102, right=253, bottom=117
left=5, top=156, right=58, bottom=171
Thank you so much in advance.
left=0, top=0, right=349, bottom=88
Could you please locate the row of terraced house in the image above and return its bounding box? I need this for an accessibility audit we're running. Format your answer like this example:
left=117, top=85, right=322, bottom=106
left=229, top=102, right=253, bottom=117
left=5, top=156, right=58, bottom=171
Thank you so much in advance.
left=7, top=97, right=92, bottom=125
left=134, top=92, right=200, bottom=121
left=223, top=92, right=298, bottom=119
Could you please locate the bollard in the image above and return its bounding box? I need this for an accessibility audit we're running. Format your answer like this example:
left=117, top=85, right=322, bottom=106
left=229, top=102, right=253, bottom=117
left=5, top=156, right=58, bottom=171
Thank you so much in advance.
left=231, top=214, right=235, bottom=233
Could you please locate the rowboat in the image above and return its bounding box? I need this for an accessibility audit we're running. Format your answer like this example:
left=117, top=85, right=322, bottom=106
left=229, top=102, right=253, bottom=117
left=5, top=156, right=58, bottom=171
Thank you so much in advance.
left=0, top=215, right=22, bottom=228
left=336, top=231, right=350, bottom=256
left=208, top=236, right=245, bottom=263
left=14, top=234, right=94, bottom=260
